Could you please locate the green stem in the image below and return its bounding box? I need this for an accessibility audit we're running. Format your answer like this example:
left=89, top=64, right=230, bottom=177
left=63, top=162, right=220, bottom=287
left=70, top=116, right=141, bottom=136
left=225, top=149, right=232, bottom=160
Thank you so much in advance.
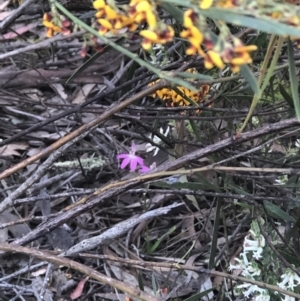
left=238, top=35, right=284, bottom=133
left=53, top=1, right=197, bottom=91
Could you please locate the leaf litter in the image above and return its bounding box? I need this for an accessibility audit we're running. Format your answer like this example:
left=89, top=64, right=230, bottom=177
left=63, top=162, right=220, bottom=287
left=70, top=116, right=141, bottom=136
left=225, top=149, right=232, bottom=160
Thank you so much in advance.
left=0, top=2, right=299, bottom=301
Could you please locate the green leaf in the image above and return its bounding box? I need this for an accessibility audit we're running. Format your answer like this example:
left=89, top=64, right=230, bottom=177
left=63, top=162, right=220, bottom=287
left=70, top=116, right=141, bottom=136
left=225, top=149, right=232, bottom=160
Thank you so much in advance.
left=225, top=95, right=274, bottom=101
left=183, top=288, right=214, bottom=301
left=248, top=32, right=268, bottom=50
left=178, top=175, right=200, bottom=210
left=286, top=216, right=300, bottom=242
left=201, top=8, right=300, bottom=38
left=172, top=86, right=198, bottom=106
left=240, top=65, right=259, bottom=94
left=194, top=172, right=221, bottom=192
left=66, top=51, right=102, bottom=85
left=151, top=273, right=157, bottom=294
left=137, top=272, right=145, bottom=291
left=122, top=60, right=139, bottom=95
left=152, top=180, right=218, bottom=192
left=159, top=2, right=183, bottom=24
left=279, top=83, right=294, bottom=109
left=55, top=2, right=192, bottom=90
left=287, top=39, right=300, bottom=121
left=164, top=73, right=198, bottom=91
left=209, top=198, right=221, bottom=269
left=176, top=71, right=213, bottom=81
left=278, top=249, right=300, bottom=266
left=238, top=36, right=283, bottom=133
left=228, top=184, right=252, bottom=196
left=148, top=225, right=176, bottom=254
left=189, top=120, right=201, bottom=141
left=263, top=200, right=296, bottom=223
left=66, top=37, right=125, bottom=84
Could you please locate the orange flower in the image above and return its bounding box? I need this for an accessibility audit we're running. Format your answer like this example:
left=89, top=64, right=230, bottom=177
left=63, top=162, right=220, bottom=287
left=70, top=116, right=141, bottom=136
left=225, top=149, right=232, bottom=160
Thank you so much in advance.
left=180, top=9, right=206, bottom=57
left=234, top=44, right=258, bottom=54
left=221, top=39, right=257, bottom=73
left=199, top=0, right=214, bottom=9
left=104, top=5, right=118, bottom=20
left=114, top=15, right=137, bottom=30
left=128, top=0, right=157, bottom=29
left=94, top=2, right=137, bottom=35
left=204, top=50, right=225, bottom=69
left=149, top=69, right=211, bottom=115
left=140, top=26, right=174, bottom=50
left=222, top=39, right=257, bottom=73
left=43, top=13, right=71, bottom=38
left=93, top=0, right=106, bottom=10
left=183, top=9, right=198, bottom=28
left=180, top=27, right=205, bottom=56
left=216, top=0, right=239, bottom=8
left=97, top=18, right=114, bottom=35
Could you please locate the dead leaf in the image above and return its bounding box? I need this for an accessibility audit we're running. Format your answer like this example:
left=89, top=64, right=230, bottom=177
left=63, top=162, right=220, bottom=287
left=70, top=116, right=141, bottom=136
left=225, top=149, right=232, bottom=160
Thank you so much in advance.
left=29, top=131, right=69, bottom=140
left=50, top=83, right=68, bottom=101
left=0, top=210, right=31, bottom=238
left=2, top=23, right=37, bottom=39
left=286, top=0, right=300, bottom=4
left=0, top=11, right=10, bottom=21
left=31, top=267, right=47, bottom=277
left=72, top=84, right=96, bottom=104
left=183, top=216, right=202, bottom=248
left=0, top=0, right=9, bottom=11
left=70, top=276, right=89, bottom=299
left=0, top=143, right=28, bottom=156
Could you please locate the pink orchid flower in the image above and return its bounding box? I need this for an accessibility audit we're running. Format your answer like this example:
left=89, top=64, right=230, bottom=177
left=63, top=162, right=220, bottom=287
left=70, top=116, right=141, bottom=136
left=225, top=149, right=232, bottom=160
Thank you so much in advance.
left=117, top=143, right=148, bottom=172
left=139, top=165, right=150, bottom=173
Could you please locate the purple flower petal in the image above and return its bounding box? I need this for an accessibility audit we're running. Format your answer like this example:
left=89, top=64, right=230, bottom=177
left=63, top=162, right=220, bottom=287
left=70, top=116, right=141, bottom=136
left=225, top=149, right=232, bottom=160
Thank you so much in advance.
left=131, top=142, right=136, bottom=153
left=120, top=157, right=130, bottom=169
left=139, top=165, right=150, bottom=173
left=130, top=158, right=138, bottom=171
left=117, top=153, right=128, bottom=159
left=117, top=151, right=146, bottom=172
left=134, top=156, right=144, bottom=166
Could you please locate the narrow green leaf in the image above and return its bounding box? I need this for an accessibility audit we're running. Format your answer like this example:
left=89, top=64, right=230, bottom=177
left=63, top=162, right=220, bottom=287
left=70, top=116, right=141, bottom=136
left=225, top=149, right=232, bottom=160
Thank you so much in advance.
left=137, top=272, right=145, bottom=291
left=194, top=173, right=221, bottom=192
left=183, top=288, right=214, bottom=301
left=278, top=249, right=300, bottom=266
left=287, top=39, right=300, bottom=121
left=200, top=8, right=300, bottom=38
left=210, top=198, right=221, bottom=269
left=176, top=72, right=213, bottom=81
left=286, top=216, right=300, bottom=242
left=178, top=175, right=200, bottom=210
left=240, top=65, right=259, bottom=94
left=263, top=200, right=296, bottom=223
left=160, top=1, right=300, bottom=37
left=148, top=226, right=176, bottom=254
left=239, top=36, right=283, bottom=133
left=151, top=273, right=157, bottom=294
left=55, top=2, right=193, bottom=90
left=247, top=32, right=268, bottom=50
left=180, top=241, right=196, bottom=261
left=225, top=95, right=271, bottom=101
left=189, top=120, right=201, bottom=141
left=172, top=86, right=198, bottom=106
left=228, top=184, right=252, bottom=196
left=163, top=73, right=198, bottom=91
left=152, top=181, right=219, bottom=192
left=279, top=83, right=294, bottom=109
left=122, top=60, right=139, bottom=95
left=66, top=37, right=125, bottom=84
left=159, top=2, right=183, bottom=24
left=66, top=51, right=102, bottom=85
